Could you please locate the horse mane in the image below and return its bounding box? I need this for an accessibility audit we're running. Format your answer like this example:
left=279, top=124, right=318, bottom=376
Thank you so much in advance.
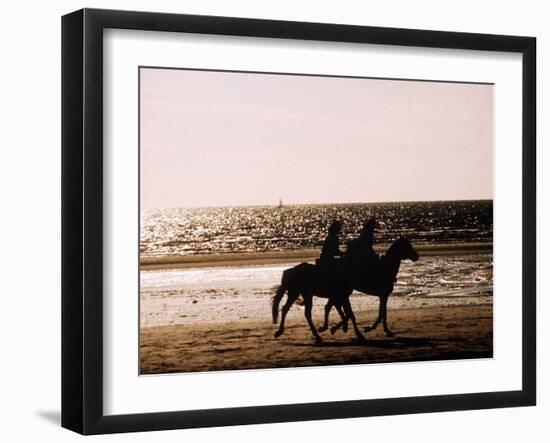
left=385, top=236, right=403, bottom=258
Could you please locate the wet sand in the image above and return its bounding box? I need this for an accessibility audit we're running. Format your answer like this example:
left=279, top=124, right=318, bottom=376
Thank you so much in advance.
left=140, top=304, right=492, bottom=374
left=141, top=242, right=492, bottom=270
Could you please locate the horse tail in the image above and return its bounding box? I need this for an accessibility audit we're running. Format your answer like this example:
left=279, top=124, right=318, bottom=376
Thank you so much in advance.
left=272, top=282, right=287, bottom=324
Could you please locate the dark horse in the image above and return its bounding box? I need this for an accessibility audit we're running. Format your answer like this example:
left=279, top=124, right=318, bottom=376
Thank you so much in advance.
left=272, top=236, right=419, bottom=343
left=320, top=236, right=419, bottom=337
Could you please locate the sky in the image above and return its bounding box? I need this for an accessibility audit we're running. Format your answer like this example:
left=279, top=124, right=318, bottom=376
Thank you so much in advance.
left=140, top=67, right=493, bottom=209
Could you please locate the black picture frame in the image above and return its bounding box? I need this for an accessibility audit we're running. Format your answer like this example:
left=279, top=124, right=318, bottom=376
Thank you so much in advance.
left=61, top=8, right=536, bottom=435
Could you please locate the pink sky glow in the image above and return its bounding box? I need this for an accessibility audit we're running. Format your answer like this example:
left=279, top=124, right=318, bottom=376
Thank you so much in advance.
left=140, top=68, right=493, bottom=209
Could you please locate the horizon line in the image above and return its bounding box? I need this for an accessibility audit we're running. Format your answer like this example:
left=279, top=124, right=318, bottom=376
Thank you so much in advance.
left=141, top=197, right=493, bottom=212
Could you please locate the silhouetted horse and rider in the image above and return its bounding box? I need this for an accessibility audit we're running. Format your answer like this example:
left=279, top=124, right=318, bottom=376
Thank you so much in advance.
left=272, top=218, right=419, bottom=343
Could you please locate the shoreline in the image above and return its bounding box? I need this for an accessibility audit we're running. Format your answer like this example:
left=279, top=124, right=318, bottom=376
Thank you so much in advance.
left=141, top=242, right=493, bottom=271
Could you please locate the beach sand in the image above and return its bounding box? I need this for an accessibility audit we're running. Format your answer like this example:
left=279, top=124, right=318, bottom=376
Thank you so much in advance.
left=140, top=304, right=492, bottom=374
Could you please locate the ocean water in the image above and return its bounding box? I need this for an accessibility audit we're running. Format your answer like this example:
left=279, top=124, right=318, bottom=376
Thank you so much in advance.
left=141, top=200, right=493, bottom=258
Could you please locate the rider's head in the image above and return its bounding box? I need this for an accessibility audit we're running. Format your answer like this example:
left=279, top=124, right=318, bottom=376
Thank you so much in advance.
left=328, top=220, right=342, bottom=235
left=361, top=218, right=377, bottom=235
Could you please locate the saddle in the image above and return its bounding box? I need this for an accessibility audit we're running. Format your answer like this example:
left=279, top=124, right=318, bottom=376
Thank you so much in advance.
left=345, top=254, right=386, bottom=287
left=315, top=257, right=346, bottom=284
left=316, top=256, right=344, bottom=268
left=315, top=255, right=388, bottom=289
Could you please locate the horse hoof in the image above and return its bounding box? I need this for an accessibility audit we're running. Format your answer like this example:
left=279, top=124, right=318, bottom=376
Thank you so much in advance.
left=318, top=326, right=328, bottom=333
left=330, top=327, right=338, bottom=335
left=342, top=326, right=348, bottom=333
left=385, top=331, right=395, bottom=338
left=274, top=330, right=283, bottom=339
left=364, top=326, right=372, bottom=333
left=356, top=336, right=368, bottom=345
left=315, top=336, right=323, bottom=345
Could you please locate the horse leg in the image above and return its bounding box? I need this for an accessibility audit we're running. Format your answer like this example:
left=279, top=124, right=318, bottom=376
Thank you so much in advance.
left=364, top=297, right=383, bottom=333
left=318, top=300, right=333, bottom=332
left=303, top=294, right=323, bottom=344
left=342, top=298, right=367, bottom=343
left=337, top=304, right=349, bottom=333
left=274, top=291, right=299, bottom=338
left=381, top=295, right=394, bottom=337
left=329, top=304, right=348, bottom=335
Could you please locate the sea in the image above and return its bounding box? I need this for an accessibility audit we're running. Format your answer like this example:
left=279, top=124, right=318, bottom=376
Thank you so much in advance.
left=140, top=201, right=493, bottom=328
left=140, top=200, right=493, bottom=258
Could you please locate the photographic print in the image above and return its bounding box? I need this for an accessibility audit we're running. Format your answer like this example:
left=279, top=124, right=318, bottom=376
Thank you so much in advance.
left=139, top=67, right=493, bottom=375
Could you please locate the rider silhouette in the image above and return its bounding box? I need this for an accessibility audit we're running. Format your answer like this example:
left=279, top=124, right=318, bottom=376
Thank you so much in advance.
left=319, top=220, right=344, bottom=266
left=318, top=219, right=346, bottom=293
left=345, top=218, right=379, bottom=272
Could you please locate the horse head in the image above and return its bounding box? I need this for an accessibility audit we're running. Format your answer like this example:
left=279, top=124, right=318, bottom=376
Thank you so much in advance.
left=391, top=235, right=419, bottom=262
